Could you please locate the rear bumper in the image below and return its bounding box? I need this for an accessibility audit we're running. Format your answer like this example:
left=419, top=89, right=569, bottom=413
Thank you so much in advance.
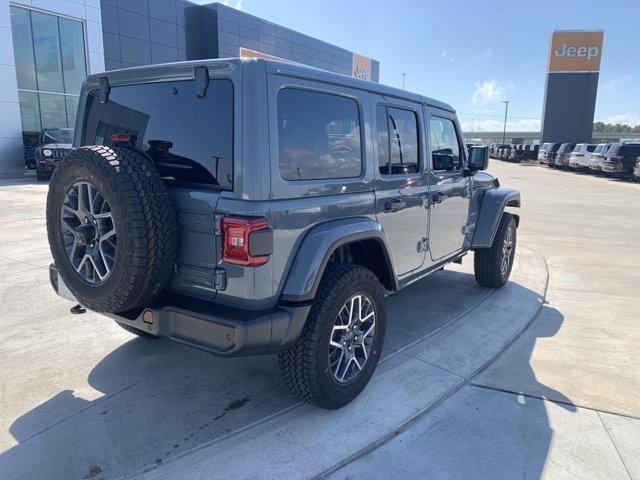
left=602, top=163, right=625, bottom=173
left=49, top=264, right=310, bottom=357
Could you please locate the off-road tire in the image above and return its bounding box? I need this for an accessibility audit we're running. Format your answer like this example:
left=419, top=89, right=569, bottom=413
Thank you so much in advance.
left=474, top=213, right=517, bottom=288
left=116, top=321, right=159, bottom=339
left=279, top=263, right=386, bottom=409
left=47, top=145, right=177, bottom=313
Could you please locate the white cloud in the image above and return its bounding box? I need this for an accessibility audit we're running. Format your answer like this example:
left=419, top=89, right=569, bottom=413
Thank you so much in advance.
left=221, top=0, right=243, bottom=9
left=597, top=113, right=640, bottom=127
left=440, top=50, right=455, bottom=62
left=460, top=118, right=542, bottom=132
left=478, top=50, right=493, bottom=60
left=471, top=79, right=512, bottom=104
left=600, top=74, right=632, bottom=93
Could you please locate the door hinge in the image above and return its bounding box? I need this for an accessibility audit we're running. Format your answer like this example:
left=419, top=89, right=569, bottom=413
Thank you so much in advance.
left=417, top=237, right=429, bottom=253
left=213, top=267, right=227, bottom=290
left=214, top=215, right=223, bottom=235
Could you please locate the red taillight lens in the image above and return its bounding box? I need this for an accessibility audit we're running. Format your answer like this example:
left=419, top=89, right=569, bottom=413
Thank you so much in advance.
left=111, top=133, right=131, bottom=142
left=221, top=217, right=270, bottom=267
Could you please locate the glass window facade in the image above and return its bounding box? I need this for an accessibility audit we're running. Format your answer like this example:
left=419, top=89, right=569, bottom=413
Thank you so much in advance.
left=10, top=6, right=87, bottom=155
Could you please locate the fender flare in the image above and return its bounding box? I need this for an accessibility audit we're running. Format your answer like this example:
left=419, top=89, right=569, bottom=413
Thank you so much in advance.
left=471, top=188, right=520, bottom=249
left=280, top=218, right=398, bottom=303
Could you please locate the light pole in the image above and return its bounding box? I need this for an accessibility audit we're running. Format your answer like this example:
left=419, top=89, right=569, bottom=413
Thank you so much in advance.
left=401, top=73, right=407, bottom=90
left=501, top=100, right=510, bottom=144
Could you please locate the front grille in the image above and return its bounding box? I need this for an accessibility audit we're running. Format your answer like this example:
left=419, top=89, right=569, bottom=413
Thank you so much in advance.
left=52, top=149, right=68, bottom=159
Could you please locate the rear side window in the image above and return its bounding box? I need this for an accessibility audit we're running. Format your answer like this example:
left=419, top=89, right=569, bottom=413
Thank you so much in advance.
left=376, top=105, right=420, bottom=175
left=587, top=145, right=597, bottom=152
left=277, top=88, right=362, bottom=181
left=621, top=145, right=640, bottom=157
left=82, top=79, right=234, bottom=189
left=429, top=116, right=462, bottom=171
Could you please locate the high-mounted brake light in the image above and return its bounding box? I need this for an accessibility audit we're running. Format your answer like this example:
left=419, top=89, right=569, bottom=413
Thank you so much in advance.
left=111, top=134, right=131, bottom=143
left=221, top=217, right=271, bottom=267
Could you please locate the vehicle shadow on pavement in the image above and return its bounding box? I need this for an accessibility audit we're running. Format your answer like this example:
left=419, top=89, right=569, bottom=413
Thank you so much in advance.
left=0, top=268, right=547, bottom=480
left=333, top=305, right=576, bottom=480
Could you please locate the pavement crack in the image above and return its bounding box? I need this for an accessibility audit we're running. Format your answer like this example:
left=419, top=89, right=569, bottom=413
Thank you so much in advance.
left=596, top=410, right=633, bottom=480
left=467, top=383, right=640, bottom=421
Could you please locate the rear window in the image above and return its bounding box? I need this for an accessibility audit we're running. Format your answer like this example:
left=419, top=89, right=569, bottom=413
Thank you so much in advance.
left=277, top=88, right=362, bottom=181
left=593, top=144, right=603, bottom=154
left=558, top=143, right=573, bottom=153
left=621, top=144, right=640, bottom=156
left=572, top=144, right=584, bottom=153
left=82, top=79, right=234, bottom=189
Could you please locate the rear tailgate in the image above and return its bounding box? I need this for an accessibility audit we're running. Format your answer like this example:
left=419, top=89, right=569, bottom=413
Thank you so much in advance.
left=80, top=73, right=235, bottom=301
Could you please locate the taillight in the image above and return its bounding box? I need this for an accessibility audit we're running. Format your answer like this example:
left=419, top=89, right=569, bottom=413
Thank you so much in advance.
left=110, top=133, right=131, bottom=142
left=221, top=217, right=271, bottom=266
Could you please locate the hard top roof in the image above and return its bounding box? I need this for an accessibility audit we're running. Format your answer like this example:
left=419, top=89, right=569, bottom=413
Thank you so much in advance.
left=87, top=57, right=456, bottom=114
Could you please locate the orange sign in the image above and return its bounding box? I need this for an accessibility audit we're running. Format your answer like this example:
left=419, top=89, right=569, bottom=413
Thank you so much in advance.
left=352, top=53, right=372, bottom=81
left=239, top=47, right=286, bottom=62
left=547, top=30, right=604, bottom=73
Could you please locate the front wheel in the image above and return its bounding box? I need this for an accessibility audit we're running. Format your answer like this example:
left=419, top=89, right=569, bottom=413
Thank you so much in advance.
left=279, top=263, right=386, bottom=409
left=474, top=213, right=517, bottom=288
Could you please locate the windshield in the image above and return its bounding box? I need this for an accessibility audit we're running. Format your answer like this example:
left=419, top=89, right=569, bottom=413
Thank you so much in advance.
left=607, top=143, right=621, bottom=156
left=42, top=129, right=74, bottom=144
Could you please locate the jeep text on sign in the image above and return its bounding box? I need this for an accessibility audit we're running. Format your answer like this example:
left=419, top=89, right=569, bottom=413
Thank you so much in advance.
left=548, top=30, right=604, bottom=73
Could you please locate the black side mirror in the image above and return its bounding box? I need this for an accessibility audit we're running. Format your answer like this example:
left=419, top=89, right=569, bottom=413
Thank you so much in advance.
left=468, top=146, right=489, bottom=171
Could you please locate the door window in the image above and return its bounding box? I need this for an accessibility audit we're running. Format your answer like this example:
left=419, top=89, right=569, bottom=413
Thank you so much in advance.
left=429, top=117, right=462, bottom=171
left=376, top=105, right=419, bottom=175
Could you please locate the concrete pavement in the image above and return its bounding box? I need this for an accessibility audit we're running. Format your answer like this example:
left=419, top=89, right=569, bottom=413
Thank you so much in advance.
left=0, top=174, right=546, bottom=480
left=330, top=162, right=640, bottom=479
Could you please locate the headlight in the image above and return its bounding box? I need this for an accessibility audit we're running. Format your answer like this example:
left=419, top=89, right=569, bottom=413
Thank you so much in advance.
left=43, top=149, right=52, bottom=157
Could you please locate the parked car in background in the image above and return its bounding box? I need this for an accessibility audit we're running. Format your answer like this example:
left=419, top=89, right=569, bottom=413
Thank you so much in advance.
left=538, top=142, right=561, bottom=166
left=553, top=143, right=576, bottom=167
left=35, top=128, right=74, bottom=181
left=602, top=143, right=640, bottom=176
left=500, top=144, right=514, bottom=161
left=508, top=144, right=524, bottom=162
left=493, top=144, right=507, bottom=159
left=570, top=143, right=599, bottom=170
left=589, top=143, right=611, bottom=172
left=521, top=144, right=539, bottom=162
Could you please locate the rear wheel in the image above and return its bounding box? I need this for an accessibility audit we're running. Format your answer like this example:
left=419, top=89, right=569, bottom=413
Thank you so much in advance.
left=279, top=263, right=386, bottom=409
left=474, top=213, right=517, bottom=288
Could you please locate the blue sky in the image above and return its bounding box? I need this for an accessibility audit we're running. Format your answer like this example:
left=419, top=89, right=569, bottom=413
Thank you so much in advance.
left=203, top=0, right=639, bottom=131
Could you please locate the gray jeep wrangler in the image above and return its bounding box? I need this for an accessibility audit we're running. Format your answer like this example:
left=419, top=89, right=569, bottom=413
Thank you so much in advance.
left=47, top=58, right=520, bottom=409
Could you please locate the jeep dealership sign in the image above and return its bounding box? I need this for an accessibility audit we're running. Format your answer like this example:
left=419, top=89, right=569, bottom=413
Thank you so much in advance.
left=547, top=30, right=604, bottom=73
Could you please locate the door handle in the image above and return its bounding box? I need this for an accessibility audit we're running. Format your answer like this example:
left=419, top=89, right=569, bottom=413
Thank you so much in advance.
left=384, top=198, right=406, bottom=212
left=432, top=192, right=445, bottom=204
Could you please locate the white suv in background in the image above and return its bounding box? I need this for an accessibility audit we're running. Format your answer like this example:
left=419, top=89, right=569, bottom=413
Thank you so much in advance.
left=570, top=143, right=600, bottom=170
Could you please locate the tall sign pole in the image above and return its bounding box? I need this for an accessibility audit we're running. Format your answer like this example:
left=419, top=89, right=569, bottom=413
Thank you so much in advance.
left=502, top=100, right=510, bottom=145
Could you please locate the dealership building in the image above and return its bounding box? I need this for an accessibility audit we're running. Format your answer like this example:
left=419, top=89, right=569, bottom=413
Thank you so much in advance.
left=0, top=0, right=379, bottom=178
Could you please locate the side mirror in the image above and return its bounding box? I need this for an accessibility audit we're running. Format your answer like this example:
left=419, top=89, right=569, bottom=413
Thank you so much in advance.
left=468, top=146, right=489, bottom=171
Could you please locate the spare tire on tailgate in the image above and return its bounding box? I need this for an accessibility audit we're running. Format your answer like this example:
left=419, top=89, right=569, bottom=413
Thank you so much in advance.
left=46, top=145, right=177, bottom=313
